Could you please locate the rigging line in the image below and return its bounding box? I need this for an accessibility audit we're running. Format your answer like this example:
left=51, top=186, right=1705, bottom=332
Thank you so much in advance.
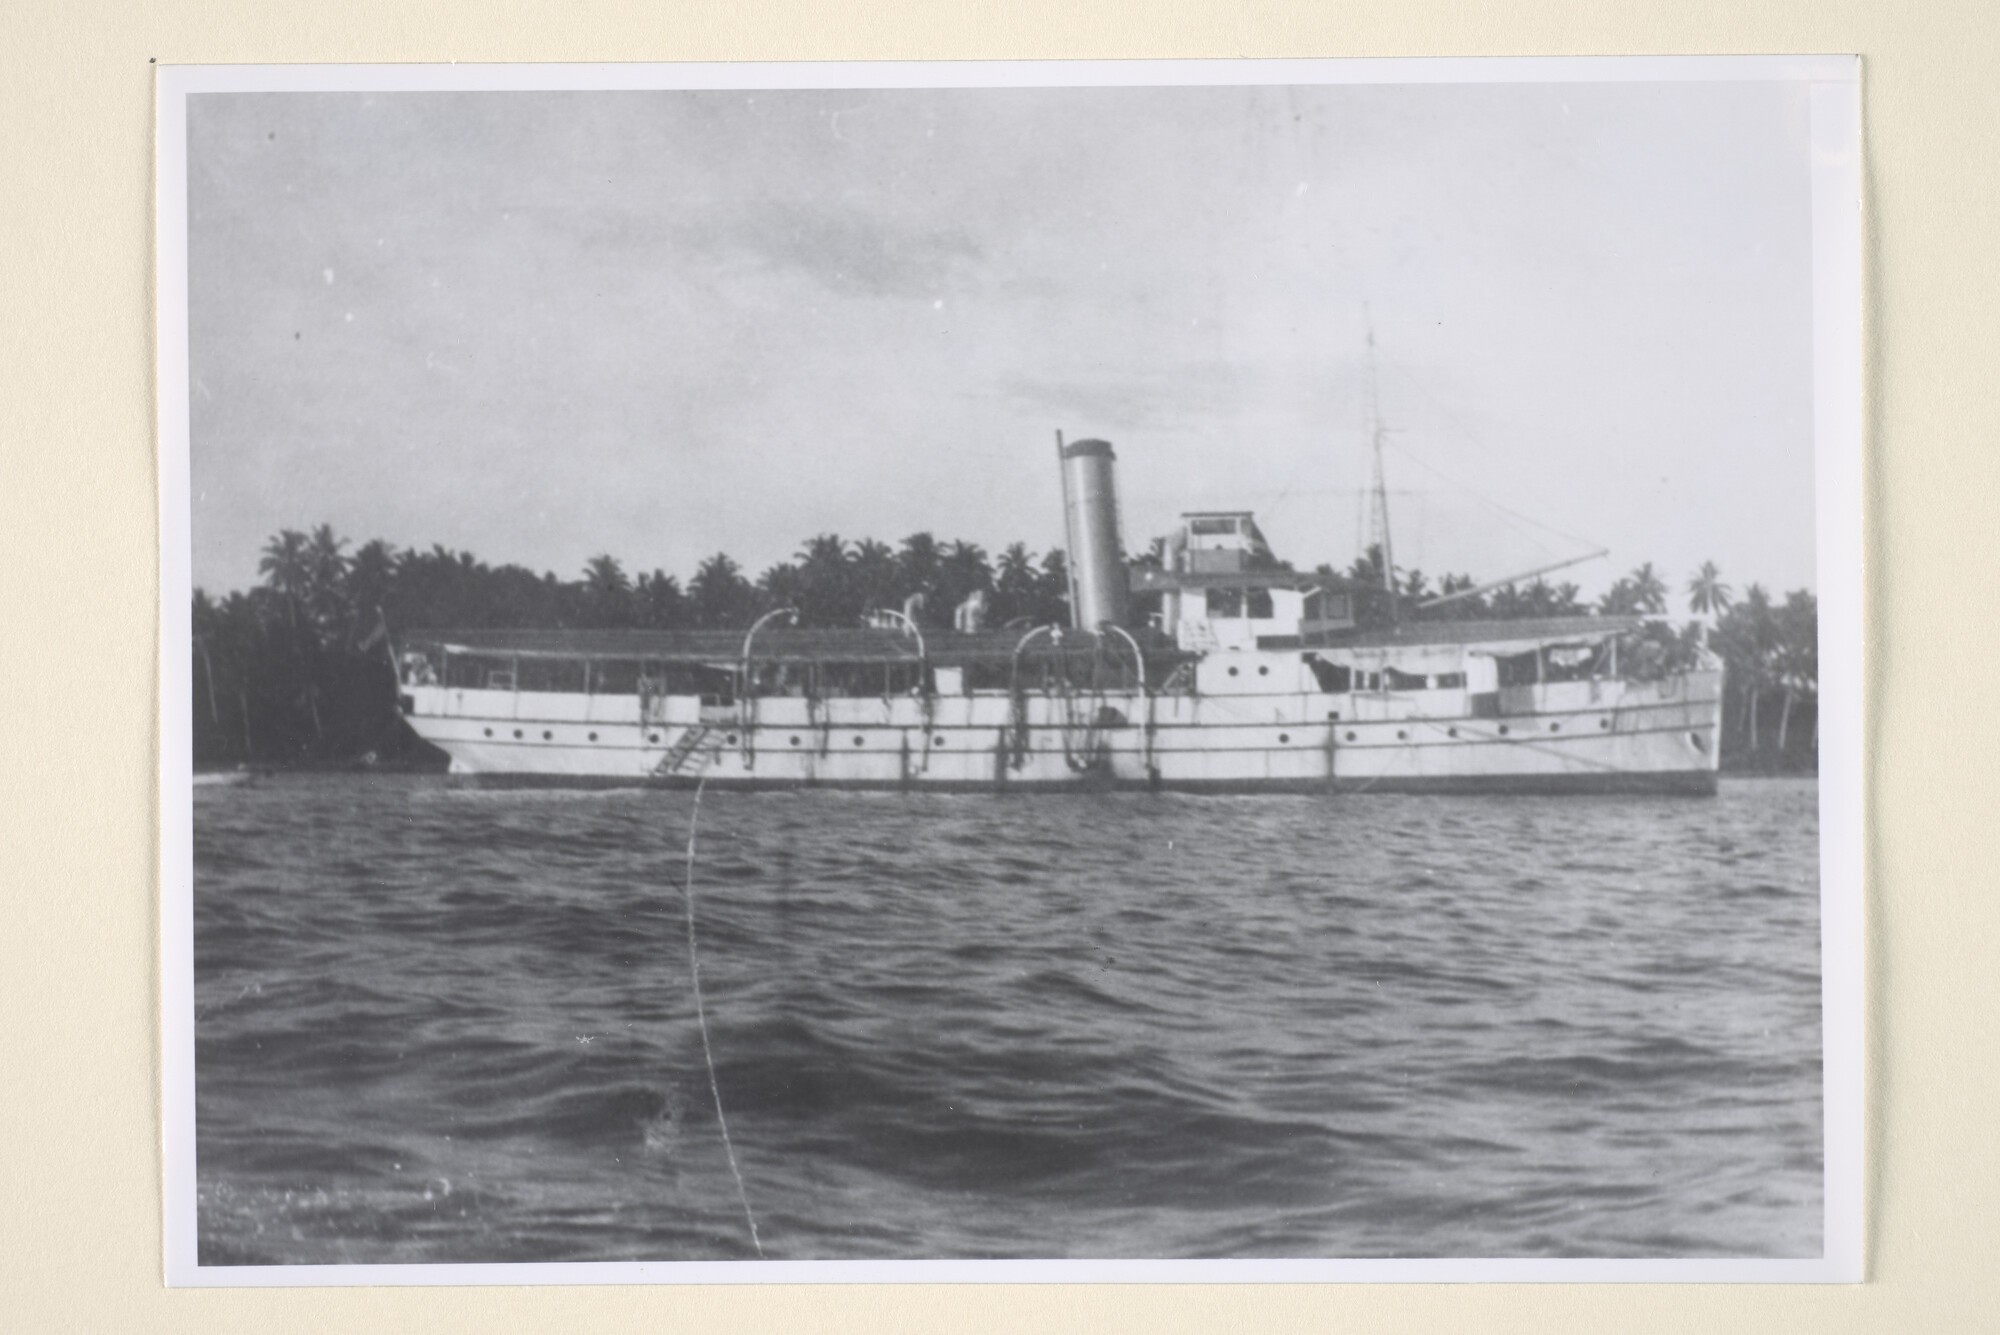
left=679, top=771, right=764, bottom=1258
left=1378, top=434, right=1592, bottom=555
left=1371, top=351, right=1607, bottom=554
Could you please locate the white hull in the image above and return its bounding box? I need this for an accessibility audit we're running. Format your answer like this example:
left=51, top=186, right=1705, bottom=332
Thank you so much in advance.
left=401, top=671, right=1723, bottom=795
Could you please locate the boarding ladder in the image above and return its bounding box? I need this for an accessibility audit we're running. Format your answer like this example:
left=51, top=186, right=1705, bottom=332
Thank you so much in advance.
left=654, top=725, right=718, bottom=777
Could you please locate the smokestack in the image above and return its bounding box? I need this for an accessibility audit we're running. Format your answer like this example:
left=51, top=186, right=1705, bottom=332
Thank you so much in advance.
left=1058, top=437, right=1130, bottom=630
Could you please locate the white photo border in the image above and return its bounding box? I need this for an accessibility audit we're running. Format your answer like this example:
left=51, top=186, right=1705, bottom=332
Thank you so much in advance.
left=157, top=54, right=1864, bottom=1287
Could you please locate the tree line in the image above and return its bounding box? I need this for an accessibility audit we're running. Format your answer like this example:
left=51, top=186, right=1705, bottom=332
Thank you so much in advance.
left=190, top=525, right=1817, bottom=773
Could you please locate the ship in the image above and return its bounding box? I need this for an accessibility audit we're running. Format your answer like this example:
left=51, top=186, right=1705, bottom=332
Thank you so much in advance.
left=393, top=434, right=1724, bottom=794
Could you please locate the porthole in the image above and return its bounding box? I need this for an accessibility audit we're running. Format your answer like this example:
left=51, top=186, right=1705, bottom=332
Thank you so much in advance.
left=1396, top=729, right=1408, bottom=740
left=725, top=733, right=738, bottom=744
left=1447, top=727, right=1458, bottom=738
left=1498, top=725, right=1510, bottom=736
left=1345, top=731, right=1357, bottom=742
left=512, top=729, right=523, bottom=739
left=648, top=733, right=661, bottom=743
left=934, top=735, right=947, bottom=746
left=1327, top=710, right=1340, bottom=721
left=1549, top=722, right=1561, bottom=733
left=542, top=730, right=553, bottom=740
left=483, top=727, right=492, bottom=737
left=588, top=732, right=598, bottom=742
left=1599, top=718, right=1611, bottom=730
left=853, top=736, right=865, bottom=747
left=1227, top=666, right=1239, bottom=677
left=1257, top=666, right=1269, bottom=677
left=1278, top=733, right=1290, bottom=744
left=789, top=735, right=801, bottom=746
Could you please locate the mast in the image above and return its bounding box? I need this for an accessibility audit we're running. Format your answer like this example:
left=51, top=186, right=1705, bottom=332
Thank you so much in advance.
left=1365, top=316, right=1400, bottom=625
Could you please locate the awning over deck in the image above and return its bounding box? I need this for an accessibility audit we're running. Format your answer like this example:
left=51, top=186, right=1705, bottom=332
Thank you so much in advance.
left=399, top=625, right=1189, bottom=668
left=1320, top=616, right=1642, bottom=656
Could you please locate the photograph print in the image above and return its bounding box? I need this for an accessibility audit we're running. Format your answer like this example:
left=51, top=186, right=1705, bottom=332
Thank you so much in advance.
left=160, top=58, right=1862, bottom=1281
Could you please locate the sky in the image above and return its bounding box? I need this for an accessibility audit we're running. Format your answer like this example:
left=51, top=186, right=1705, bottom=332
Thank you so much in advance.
left=186, top=79, right=1820, bottom=604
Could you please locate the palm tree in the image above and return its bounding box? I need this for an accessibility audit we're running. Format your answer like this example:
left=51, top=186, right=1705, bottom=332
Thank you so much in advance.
left=258, top=529, right=311, bottom=628
left=581, top=554, right=634, bottom=626
left=1722, top=583, right=1777, bottom=757
left=635, top=570, right=688, bottom=629
left=1773, top=589, right=1818, bottom=759
left=793, top=534, right=855, bottom=625
left=1419, top=573, right=1486, bottom=622
left=937, top=539, right=992, bottom=623
left=1346, top=545, right=1393, bottom=628
left=689, top=552, right=756, bottom=628
left=896, top=532, right=943, bottom=608
left=302, top=524, right=351, bottom=635
left=1035, top=549, right=1071, bottom=626
left=757, top=561, right=807, bottom=618
left=994, top=543, right=1041, bottom=624
left=850, top=538, right=900, bottom=615
left=1686, top=560, right=1732, bottom=618
left=346, top=539, right=398, bottom=643
left=1629, top=562, right=1668, bottom=615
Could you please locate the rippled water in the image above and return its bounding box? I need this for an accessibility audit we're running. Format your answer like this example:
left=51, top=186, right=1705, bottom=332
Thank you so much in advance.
left=191, top=775, right=1822, bottom=1263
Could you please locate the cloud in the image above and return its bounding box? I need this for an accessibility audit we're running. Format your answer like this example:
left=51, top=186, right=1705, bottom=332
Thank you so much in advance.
left=677, top=204, right=983, bottom=298
left=994, top=363, right=1242, bottom=432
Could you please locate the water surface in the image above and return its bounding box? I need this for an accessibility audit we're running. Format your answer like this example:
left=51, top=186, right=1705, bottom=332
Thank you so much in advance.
left=193, top=776, right=1822, bottom=1262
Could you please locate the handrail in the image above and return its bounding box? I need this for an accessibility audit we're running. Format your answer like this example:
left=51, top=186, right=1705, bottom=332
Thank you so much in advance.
left=1007, top=624, right=1059, bottom=766
left=872, top=607, right=927, bottom=684
left=1103, top=623, right=1147, bottom=697
left=739, top=607, right=799, bottom=691
left=1009, top=623, right=1058, bottom=683
left=1103, top=623, right=1156, bottom=780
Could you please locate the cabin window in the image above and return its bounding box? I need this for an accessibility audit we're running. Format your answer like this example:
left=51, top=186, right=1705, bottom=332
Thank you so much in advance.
left=1384, top=667, right=1428, bottom=691
left=1305, top=658, right=1350, bottom=693
left=1206, top=587, right=1244, bottom=617
left=1542, top=644, right=1605, bottom=683
left=1496, top=652, right=1542, bottom=687
left=1303, top=590, right=1353, bottom=625
left=1245, top=587, right=1274, bottom=619
left=1190, top=517, right=1239, bottom=535
left=1434, top=672, right=1466, bottom=689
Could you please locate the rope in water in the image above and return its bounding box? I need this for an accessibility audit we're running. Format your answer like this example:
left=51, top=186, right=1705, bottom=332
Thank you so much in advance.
left=679, top=771, right=764, bottom=1258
